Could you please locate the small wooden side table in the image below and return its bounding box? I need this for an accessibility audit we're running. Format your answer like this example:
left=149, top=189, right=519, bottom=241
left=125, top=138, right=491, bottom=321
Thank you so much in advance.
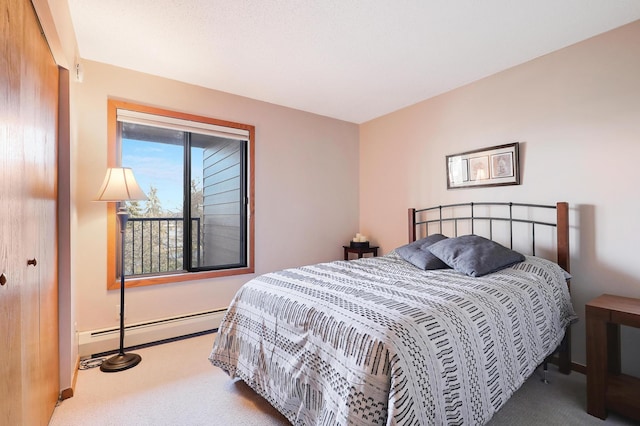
left=343, top=245, right=379, bottom=260
left=586, top=294, right=640, bottom=422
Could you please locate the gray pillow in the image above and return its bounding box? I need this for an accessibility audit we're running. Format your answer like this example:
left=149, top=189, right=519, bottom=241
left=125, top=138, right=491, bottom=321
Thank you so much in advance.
left=426, top=234, right=525, bottom=277
left=396, top=234, right=450, bottom=270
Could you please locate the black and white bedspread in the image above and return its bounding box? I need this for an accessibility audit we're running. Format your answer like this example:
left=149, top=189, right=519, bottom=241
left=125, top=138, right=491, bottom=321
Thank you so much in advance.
left=209, top=253, right=577, bottom=425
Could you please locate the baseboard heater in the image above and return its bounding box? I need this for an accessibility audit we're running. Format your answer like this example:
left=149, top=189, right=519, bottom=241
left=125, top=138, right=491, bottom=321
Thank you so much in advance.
left=78, top=308, right=227, bottom=358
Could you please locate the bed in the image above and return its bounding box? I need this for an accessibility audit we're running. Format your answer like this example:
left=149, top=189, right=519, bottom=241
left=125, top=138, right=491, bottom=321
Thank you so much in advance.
left=209, top=202, right=577, bottom=425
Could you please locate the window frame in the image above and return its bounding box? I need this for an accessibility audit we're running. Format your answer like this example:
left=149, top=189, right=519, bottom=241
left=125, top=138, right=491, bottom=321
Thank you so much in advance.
left=106, top=99, right=255, bottom=289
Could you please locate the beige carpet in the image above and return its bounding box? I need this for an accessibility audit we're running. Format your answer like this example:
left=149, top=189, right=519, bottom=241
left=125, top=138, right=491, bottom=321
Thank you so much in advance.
left=49, top=334, right=635, bottom=426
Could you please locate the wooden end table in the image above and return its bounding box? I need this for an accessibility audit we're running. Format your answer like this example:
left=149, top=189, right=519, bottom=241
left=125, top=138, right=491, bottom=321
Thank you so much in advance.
left=586, top=294, right=640, bottom=422
left=343, top=245, right=378, bottom=260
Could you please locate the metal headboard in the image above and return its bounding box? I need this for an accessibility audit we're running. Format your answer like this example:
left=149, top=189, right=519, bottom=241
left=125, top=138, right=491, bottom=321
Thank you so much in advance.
left=408, top=202, right=570, bottom=274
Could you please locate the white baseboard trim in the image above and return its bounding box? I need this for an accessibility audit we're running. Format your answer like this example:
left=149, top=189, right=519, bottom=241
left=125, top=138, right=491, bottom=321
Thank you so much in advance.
left=78, top=308, right=227, bottom=358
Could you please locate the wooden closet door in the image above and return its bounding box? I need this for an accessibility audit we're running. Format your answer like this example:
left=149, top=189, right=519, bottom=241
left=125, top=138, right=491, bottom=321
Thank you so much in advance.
left=21, top=4, right=60, bottom=421
left=1, top=1, right=27, bottom=424
left=29, top=14, right=60, bottom=423
left=0, top=0, right=59, bottom=424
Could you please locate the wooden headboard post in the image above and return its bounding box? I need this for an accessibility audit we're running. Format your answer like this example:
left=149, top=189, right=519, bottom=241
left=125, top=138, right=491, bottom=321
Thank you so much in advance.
left=556, top=201, right=572, bottom=374
left=556, top=202, right=570, bottom=274
left=408, top=208, right=416, bottom=243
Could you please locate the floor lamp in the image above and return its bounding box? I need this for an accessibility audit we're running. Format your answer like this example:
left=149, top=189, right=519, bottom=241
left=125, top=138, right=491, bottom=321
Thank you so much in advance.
left=95, top=167, right=148, bottom=372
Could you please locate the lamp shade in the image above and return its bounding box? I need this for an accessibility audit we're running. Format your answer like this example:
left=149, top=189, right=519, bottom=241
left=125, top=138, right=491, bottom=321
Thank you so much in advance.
left=95, top=167, right=148, bottom=202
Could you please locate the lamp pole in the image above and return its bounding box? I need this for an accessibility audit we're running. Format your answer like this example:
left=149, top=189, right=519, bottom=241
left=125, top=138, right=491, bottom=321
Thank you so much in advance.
left=99, top=206, right=141, bottom=372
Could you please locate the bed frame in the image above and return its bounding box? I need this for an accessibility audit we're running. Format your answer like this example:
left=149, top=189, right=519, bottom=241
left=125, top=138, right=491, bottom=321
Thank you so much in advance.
left=407, top=201, right=572, bottom=374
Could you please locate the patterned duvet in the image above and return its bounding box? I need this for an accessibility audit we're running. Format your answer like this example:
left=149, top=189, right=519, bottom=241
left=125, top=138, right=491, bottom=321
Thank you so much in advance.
left=209, top=253, right=577, bottom=425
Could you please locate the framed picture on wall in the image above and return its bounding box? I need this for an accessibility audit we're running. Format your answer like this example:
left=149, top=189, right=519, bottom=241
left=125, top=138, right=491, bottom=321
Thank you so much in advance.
left=446, top=142, right=520, bottom=189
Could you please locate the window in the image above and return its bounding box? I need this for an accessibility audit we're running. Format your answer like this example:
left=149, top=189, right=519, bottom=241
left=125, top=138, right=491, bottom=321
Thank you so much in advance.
left=106, top=100, right=254, bottom=288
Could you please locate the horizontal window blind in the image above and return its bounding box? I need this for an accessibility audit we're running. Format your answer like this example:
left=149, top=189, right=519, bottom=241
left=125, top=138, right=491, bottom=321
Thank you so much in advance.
left=117, top=109, right=249, bottom=141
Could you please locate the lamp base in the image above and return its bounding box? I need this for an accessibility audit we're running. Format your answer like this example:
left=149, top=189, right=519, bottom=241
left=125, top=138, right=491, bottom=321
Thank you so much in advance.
left=100, top=352, right=142, bottom=372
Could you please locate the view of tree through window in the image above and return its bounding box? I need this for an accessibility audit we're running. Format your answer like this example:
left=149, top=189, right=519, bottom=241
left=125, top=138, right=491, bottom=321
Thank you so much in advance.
left=119, top=121, right=248, bottom=277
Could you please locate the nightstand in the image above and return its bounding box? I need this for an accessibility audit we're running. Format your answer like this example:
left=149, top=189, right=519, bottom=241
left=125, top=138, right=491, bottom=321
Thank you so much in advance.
left=343, top=245, right=379, bottom=260
left=586, top=294, right=640, bottom=422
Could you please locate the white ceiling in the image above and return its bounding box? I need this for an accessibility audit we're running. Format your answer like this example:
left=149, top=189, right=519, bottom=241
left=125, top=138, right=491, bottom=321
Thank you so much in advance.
left=68, top=0, right=640, bottom=123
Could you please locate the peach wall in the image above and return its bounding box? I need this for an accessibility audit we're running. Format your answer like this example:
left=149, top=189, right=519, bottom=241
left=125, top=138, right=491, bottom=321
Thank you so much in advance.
left=360, top=20, right=640, bottom=374
left=72, top=60, right=359, bottom=331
